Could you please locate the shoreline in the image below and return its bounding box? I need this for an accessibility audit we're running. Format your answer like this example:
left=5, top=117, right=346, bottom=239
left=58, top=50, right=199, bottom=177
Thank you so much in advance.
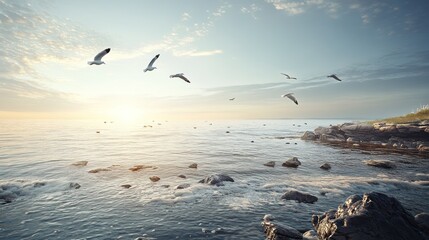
left=301, top=120, right=429, bottom=158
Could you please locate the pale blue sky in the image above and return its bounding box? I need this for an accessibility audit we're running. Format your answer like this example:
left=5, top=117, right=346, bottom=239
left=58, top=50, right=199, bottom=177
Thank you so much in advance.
left=1, top=0, right=428, bottom=120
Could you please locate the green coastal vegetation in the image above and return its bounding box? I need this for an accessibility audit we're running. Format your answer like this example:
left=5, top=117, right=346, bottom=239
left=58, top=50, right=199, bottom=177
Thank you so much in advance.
left=374, top=105, right=429, bottom=124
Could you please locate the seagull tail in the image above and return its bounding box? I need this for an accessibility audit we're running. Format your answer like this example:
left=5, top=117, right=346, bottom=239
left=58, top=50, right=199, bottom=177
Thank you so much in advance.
left=87, top=61, right=93, bottom=65
left=144, top=69, right=148, bottom=72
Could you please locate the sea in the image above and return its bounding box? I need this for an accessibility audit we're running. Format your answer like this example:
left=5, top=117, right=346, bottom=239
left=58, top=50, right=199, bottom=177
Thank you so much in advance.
left=1, top=119, right=428, bottom=240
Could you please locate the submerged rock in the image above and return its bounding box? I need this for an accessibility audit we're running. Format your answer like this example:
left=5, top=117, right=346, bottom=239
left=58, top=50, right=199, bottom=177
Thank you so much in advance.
left=175, top=183, right=190, bottom=189
left=281, top=190, right=318, bottom=204
left=264, top=161, right=276, bottom=167
left=319, top=163, right=331, bottom=170
left=312, top=192, right=426, bottom=240
left=69, top=182, right=81, bottom=189
left=189, top=163, right=198, bottom=169
left=363, top=159, right=396, bottom=169
left=199, top=174, right=234, bottom=186
left=302, top=230, right=318, bottom=240
left=178, top=174, right=187, bottom=179
left=261, top=214, right=303, bottom=240
left=129, top=165, right=154, bottom=171
left=149, top=176, right=160, bottom=182
left=301, top=131, right=316, bottom=140
left=121, top=184, right=132, bottom=189
left=282, top=157, right=301, bottom=168
left=71, top=161, right=88, bottom=167
left=88, top=168, right=111, bottom=173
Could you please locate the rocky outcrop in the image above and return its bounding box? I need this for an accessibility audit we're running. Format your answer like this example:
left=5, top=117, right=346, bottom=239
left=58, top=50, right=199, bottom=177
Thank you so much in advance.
left=71, top=161, right=88, bottom=167
left=189, top=163, right=198, bottom=169
left=301, top=121, right=429, bottom=157
left=199, top=174, right=234, bottom=186
left=319, top=163, right=331, bottom=170
left=282, top=157, right=301, bottom=168
left=281, top=190, right=318, bottom=204
left=415, top=213, right=429, bottom=235
left=69, top=182, right=81, bottom=189
left=311, top=192, right=426, bottom=240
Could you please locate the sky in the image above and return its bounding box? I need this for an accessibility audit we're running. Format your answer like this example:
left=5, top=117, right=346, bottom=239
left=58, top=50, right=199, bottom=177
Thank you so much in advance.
left=0, top=0, right=428, bottom=121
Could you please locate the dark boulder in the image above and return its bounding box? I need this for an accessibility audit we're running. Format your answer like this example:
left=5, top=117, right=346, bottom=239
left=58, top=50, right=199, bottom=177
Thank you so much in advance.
left=199, top=174, right=234, bottom=186
left=415, top=212, right=429, bottom=235
left=282, top=157, right=301, bottom=168
left=261, top=214, right=303, bottom=240
left=281, top=190, right=318, bottom=204
left=312, top=192, right=426, bottom=240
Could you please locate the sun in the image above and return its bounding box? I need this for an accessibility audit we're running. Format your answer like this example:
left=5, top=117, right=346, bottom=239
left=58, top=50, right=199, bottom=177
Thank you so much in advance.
left=110, top=106, right=142, bottom=123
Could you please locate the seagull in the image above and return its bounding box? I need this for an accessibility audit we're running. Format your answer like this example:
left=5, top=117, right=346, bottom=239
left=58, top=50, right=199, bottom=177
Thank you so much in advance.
left=281, top=93, right=298, bottom=105
left=88, top=48, right=110, bottom=65
left=327, top=74, right=342, bottom=81
left=229, top=98, right=235, bottom=101
left=144, top=54, right=160, bottom=72
left=281, top=73, right=297, bottom=80
left=170, top=73, right=190, bottom=83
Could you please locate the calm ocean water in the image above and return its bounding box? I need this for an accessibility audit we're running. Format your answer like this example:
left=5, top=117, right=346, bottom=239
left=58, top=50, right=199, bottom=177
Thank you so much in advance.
left=1, top=119, right=428, bottom=240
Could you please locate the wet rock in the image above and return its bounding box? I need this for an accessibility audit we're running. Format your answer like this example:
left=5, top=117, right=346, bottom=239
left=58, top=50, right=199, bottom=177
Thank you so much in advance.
left=282, top=157, right=301, bottom=168
left=121, top=184, right=132, bottom=189
left=264, top=161, right=276, bottom=167
left=175, top=183, right=190, bottom=189
left=71, top=161, right=88, bottom=167
left=320, top=163, right=331, bottom=170
left=199, top=174, right=234, bottom=186
left=129, top=165, right=154, bottom=171
left=88, top=168, right=111, bottom=173
left=312, top=192, right=426, bottom=240
left=178, top=174, right=187, bottom=179
left=302, top=230, right=318, bottom=240
left=363, top=159, right=396, bottom=169
left=161, top=184, right=170, bottom=188
left=69, top=183, right=81, bottom=189
left=262, top=214, right=303, bottom=240
left=149, top=176, right=160, bottom=182
left=189, top=163, right=198, bottom=169
left=281, top=190, right=318, bottom=204
left=301, top=131, right=316, bottom=140
left=415, top=213, right=429, bottom=235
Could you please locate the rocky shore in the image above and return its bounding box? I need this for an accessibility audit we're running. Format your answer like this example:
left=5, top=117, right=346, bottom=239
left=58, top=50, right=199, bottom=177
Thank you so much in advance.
left=262, top=192, right=429, bottom=240
left=301, top=120, right=429, bottom=157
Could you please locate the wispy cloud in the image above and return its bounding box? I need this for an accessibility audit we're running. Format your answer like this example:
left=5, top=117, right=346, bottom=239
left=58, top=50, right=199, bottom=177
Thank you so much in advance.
left=0, top=0, right=103, bottom=112
left=173, top=49, right=223, bottom=57
left=241, top=3, right=261, bottom=19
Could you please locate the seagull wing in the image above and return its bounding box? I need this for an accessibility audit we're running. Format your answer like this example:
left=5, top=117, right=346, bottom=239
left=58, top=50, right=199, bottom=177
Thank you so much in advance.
left=328, top=74, right=342, bottom=81
left=282, top=93, right=298, bottom=105
left=178, top=75, right=190, bottom=83
left=147, top=54, right=160, bottom=67
left=94, top=48, right=110, bottom=61
left=281, top=73, right=291, bottom=79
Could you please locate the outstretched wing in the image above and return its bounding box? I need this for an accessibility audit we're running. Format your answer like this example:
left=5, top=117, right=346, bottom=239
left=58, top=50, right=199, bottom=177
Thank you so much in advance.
left=178, top=75, right=190, bottom=83
left=94, top=48, right=110, bottom=61
left=328, top=74, right=342, bottom=81
left=147, top=54, right=160, bottom=67
left=282, top=93, right=298, bottom=105
left=281, top=73, right=291, bottom=79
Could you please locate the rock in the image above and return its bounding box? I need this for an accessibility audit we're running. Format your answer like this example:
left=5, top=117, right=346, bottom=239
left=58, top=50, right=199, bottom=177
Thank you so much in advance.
left=264, top=161, right=276, bottom=167
left=178, top=174, right=187, bottom=179
left=262, top=215, right=303, bottom=240
left=415, top=213, right=429, bottom=235
left=199, top=174, right=234, bottom=186
left=363, top=160, right=396, bottom=169
left=149, top=176, right=160, bottom=182
left=189, top=163, right=198, bottom=169
left=263, top=214, right=275, bottom=222
left=71, top=161, right=88, bottom=167
left=346, top=137, right=358, bottom=143
left=282, top=157, right=301, bottom=168
left=129, top=165, right=153, bottom=171
left=281, top=190, right=318, bottom=204
left=176, top=183, right=190, bottom=189
left=301, top=131, right=316, bottom=140
left=88, top=168, right=111, bottom=173
left=320, top=134, right=345, bottom=143
left=312, top=192, right=426, bottom=240
left=302, top=230, right=318, bottom=240
left=161, top=184, right=170, bottom=188
left=320, top=163, right=331, bottom=170
left=121, top=184, right=132, bottom=189
left=69, top=182, right=81, bottom=189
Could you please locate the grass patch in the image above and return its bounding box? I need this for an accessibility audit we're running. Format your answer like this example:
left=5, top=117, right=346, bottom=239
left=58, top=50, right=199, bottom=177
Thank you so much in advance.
left=371, top=105, right=429, bottom=124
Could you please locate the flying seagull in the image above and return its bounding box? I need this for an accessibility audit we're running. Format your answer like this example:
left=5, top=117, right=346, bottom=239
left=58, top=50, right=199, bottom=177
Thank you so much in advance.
left=144, top=54, right=160, bottom=72
left=229, top=98, right=235, bottom=101
left=88, top=48, right=110, bottom=65
left=170, top=73, right=190, bottom=83
left=281, top=93, right=298, bottom=105
left=327, top=74, right=342, bottom=81
left=281, top=73, right=297, bottom=79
